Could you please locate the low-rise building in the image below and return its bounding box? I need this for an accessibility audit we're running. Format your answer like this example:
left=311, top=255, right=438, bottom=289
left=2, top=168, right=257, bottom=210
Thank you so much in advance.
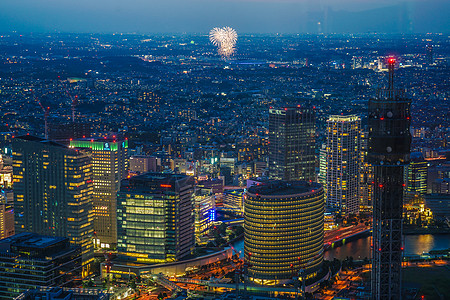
left=0, top=233, right=82, bottom=299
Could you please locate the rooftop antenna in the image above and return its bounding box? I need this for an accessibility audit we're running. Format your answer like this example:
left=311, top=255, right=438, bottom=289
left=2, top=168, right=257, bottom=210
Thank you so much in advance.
left=387, top=57, right=395, bottom=90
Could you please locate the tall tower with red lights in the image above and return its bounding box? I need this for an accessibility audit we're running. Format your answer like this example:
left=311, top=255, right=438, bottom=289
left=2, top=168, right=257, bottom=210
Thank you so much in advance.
left=368, top=58, right=411, bottom=299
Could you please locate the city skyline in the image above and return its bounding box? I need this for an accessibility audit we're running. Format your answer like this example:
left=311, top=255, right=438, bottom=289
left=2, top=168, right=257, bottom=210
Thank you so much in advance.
left=0, top=0, right=449, bottom=34
left=0, top=3, right=448, bottom=296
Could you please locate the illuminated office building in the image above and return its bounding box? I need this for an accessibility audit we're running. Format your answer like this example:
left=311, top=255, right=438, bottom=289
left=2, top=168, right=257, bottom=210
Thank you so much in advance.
left=223, top=189, right=245, bottom=214
left=70, top=138, right=128, bottom=249
left=245, top=180, right=324, bottom=285
left=325, top=115, right=361, bottom=214
left=318, top=144, right=327, bottom=200
left=0, top=190, right=14, bottom=239
left=268, top=107, right=316, bottom=181
left=117, top=173, right=195, bottom=263
left=130, top=155, right=159, bottom=174
left=12, top=136, right=93, bottom=276
left=406, top=152, right=428, bottom=196
left=194, top=188, right=215, bottom=237
left=0, top=167, right=12, bottom=189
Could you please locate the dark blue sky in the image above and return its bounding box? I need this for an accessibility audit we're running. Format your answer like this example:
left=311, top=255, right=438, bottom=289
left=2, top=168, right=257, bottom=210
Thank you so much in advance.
left=0, top=0, right=448, bottom=34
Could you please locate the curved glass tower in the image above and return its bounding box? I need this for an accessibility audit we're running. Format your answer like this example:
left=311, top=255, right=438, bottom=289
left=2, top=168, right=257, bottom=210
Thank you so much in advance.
left=244, top=180, right=324, bottom=285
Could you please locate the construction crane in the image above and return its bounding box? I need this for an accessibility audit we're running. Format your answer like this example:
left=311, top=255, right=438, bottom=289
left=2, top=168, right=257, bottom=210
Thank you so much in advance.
left=32, top=89, right=50, bottom=139
left=58, top=77, right=78, bottom=122
left=228, top=243, right=249, bottom=299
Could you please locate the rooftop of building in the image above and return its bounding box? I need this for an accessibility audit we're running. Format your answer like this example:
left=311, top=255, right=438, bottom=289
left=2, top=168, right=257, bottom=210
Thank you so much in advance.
left=224, top=189, right=245, bottom=195
left=72, top=136, right=127, bottom=143
left=327, top=114, right=360, bottom=122
left=121, top=172, right=193, bottom=191
left=0, top=232, right=67, bottom=250
left=247, top=180, right=322, bottom=197
left=411, top=151, right=425, bottom=162
left=15, top=135, right=68, bottom=149
left=131, top=172, right=189, bottom=182
left=16, top=287, right=108, bottom=300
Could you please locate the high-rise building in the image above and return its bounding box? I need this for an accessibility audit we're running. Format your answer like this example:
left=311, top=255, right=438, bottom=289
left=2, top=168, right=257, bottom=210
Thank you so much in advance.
left=48, top=121, right=91, bottom=144
left=13, top=135, right=94, bottom=275
left=268, top=107, right=315, bottom=181
left=0, top=190, right=14, bottom=239
left=117, top=173, right=195, bottom=263
left=431, top=178, right=450, bottom=194
left=70, top=138, right=128, bottom=249
left=318, top=144, right=327, bottom=193
left=193, top=188, right=215, bottom=238
left=245, top=180, right=324, bottom=285
left=325, top=115, right=361, bottom=215
left=130, top=155, right=159, bottom=174
left=359, top=130, right=373, bottom=210
left=0, top=232, right=82, bottom=299
left=424, top=194, right=450, bottom=221
left=369, top=58, right=411, bottom=300
left=223, top=189, right=245, bottom=215
left=406, top=152, right=428, bottom=196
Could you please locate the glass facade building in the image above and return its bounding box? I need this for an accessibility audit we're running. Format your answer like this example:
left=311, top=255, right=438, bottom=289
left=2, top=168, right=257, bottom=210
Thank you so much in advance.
left=268, top=107, right=316, bottom=182
left=325, top=115, right=361, bottom=215
left=244, top=181, right=324, bottom=285
left=117, top=173, right=195, bottom=264
left=223, top=189, right=245, bottom=215
left=12, top=135, right=94, bottom=276
left=359, top=130, right=373, bottom=210
left=194, top=188, right=215, bottom=238
left=70, top=138, right=128, bottom=249
left=406, top=152, right=428, bottom=196
left=0, top=232, right=82, bottom=299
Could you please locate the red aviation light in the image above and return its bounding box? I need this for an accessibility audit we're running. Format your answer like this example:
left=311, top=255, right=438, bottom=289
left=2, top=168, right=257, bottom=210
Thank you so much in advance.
left=379, top=184, right=384, bottom=188
left=380, top=117, right=384, bottom=120
left=388, top=57, right=396, bottom=64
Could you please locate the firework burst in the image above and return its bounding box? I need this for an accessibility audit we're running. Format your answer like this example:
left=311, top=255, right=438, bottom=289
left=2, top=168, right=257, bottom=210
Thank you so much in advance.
left=209, top=27, right=237, bottom=58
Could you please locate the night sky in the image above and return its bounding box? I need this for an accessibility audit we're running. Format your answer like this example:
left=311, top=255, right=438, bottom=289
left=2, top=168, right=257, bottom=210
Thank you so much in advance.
left=0, top=0, right=448, bottom=34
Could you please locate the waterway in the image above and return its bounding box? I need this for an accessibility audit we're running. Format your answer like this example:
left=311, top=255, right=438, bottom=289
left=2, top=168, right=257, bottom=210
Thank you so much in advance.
left=232, top=234, right=450, bottom=261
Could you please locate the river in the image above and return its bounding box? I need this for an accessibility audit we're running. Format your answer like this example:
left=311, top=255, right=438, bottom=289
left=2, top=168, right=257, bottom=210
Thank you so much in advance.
left=232, top=234, right=450, bottom=261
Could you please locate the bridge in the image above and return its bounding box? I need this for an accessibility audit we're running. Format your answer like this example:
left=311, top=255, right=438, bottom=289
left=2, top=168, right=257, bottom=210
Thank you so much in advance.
left=324, top=224, right=371, bottom=250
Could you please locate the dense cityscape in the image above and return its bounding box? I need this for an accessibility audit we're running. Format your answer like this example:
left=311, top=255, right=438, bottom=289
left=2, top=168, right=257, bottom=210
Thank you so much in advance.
left=0, top=15, right=449, bottom=300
